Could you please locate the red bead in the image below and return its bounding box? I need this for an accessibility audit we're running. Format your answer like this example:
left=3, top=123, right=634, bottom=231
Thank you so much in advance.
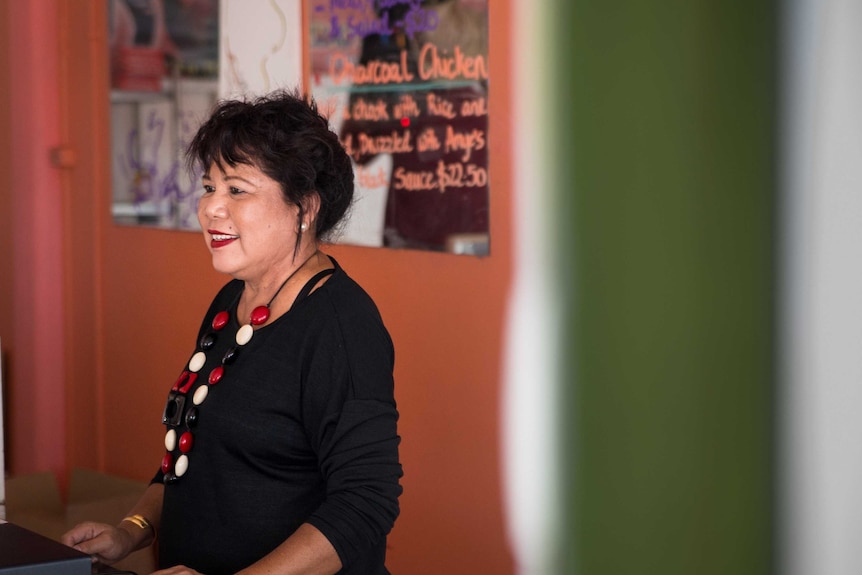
left=250, top=305, right=270, bottom=326
left=171, top=370, right=189, bottom=392
left=208, top=365, right=224, bottom=385
left=174, top=371, right=198, bottom=393
left=179, top=431, right=194, bottom=453
left=212, top=311, right=229, bottom=331
left=161, top=452, right=173, bottom=474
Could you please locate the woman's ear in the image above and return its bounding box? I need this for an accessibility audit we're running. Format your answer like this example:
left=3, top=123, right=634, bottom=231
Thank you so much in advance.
left=301, top=192, right=322, bottom=231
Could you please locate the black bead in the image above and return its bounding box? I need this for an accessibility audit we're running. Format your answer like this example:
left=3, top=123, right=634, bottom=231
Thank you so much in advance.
left=222, top=346, right=240, bottom=364
left=200, top=332, right=217, bottom=350
left=185, top=407, right=199, bottom=428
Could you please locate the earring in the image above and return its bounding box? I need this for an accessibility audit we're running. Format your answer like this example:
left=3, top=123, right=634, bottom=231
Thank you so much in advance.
left=300, top=222, right=308, bottom=231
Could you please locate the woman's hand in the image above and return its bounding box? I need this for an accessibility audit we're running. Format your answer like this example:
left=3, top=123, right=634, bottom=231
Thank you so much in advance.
left=61, top=521, right=136, bottom=564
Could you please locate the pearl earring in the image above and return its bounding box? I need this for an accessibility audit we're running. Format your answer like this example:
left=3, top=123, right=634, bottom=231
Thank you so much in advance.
left=300, top=222, right=308, bottom=231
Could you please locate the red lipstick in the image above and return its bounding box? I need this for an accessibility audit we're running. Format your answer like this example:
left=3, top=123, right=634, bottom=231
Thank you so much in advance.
left=208, top=229, right=238, bottom=249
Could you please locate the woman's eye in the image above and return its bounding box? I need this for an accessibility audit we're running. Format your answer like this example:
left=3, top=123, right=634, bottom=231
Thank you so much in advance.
left=229, top=186, right=245, bottom=196
left=202, top=185, right=215, bottom=194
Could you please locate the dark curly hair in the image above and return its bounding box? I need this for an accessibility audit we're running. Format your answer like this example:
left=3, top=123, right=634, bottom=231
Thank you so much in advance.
left=186, top=88, right=354, bottom=247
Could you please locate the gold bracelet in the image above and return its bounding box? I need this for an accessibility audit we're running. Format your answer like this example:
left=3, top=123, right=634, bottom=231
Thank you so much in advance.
left=121, top=514, right=155, bottom=538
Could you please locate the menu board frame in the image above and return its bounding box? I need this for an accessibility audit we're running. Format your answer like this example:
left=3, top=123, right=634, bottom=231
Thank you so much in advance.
left=309, top=0, right=491, bottom=255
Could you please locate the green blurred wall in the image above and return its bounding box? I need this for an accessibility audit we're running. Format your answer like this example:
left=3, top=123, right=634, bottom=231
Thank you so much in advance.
left=557, top=2, right=776, bottom=574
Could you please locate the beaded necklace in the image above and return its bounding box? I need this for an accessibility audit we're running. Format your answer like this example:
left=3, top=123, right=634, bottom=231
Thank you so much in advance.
left=159, top=251, right=319, bottom=483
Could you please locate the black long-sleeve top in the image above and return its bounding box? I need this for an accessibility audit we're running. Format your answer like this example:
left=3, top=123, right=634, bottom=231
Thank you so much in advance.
left=152, top=259, right=402, bottom=574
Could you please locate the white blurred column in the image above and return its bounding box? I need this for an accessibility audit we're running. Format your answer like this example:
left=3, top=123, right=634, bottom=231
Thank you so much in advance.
left=502, top=1, right=561, bottom=574
left=780, top=1, right=862, bottom=574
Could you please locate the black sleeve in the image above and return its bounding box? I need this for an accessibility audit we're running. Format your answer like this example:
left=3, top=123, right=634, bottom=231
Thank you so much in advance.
left=302, top=296, right=403, bottom=568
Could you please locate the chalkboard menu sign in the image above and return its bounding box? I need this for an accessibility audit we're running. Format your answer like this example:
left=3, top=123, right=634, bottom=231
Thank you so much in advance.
left=310, top=0, right=490, bottom=255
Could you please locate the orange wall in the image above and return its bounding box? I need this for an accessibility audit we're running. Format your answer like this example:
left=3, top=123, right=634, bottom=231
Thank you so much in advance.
left=0, top=0, right=68, bottom=479
left=2, top=2, right=516, bottom=573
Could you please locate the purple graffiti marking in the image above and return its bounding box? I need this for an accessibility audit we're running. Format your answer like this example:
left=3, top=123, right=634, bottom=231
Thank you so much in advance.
left=322, top=0, right=439, bottom=40
left=347, top=11, right=393, bottom=39
left=399, top=4, right=438, bottom=37
left=116, top=108, right=202, bottom=228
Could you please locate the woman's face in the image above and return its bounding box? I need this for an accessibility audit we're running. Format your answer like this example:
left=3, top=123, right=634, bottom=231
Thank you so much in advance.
left=197, top=161, right=301, bottom=282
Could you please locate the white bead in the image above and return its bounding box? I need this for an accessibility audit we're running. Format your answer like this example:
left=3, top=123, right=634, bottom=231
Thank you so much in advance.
left=175, top=454, right=189, bottom=477
left=165, top=429, right=177, bottom=451
left=189, top=351, right=207, bottom=373
left=236, top=324, right=254, bottom=346
left=193, top=385, right=209, bottom=405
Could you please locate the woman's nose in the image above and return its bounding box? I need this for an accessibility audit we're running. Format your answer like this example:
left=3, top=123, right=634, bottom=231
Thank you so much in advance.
left=199, top=191, right=226, bottom=219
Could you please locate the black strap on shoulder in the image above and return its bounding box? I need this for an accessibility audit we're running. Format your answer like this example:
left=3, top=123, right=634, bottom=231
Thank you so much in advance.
left=291, top=267, right=335, bottom=309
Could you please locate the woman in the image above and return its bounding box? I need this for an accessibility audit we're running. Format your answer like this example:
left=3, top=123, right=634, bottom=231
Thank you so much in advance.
left=62, top=90, right=403, bottom=575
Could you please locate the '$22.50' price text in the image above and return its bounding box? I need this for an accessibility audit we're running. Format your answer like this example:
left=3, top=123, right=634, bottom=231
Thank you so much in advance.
left=393, top=161, right=489, bottom=192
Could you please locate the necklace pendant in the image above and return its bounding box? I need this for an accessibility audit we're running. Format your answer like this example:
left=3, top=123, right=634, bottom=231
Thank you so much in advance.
left=250, top=305, right=270, bottom=326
